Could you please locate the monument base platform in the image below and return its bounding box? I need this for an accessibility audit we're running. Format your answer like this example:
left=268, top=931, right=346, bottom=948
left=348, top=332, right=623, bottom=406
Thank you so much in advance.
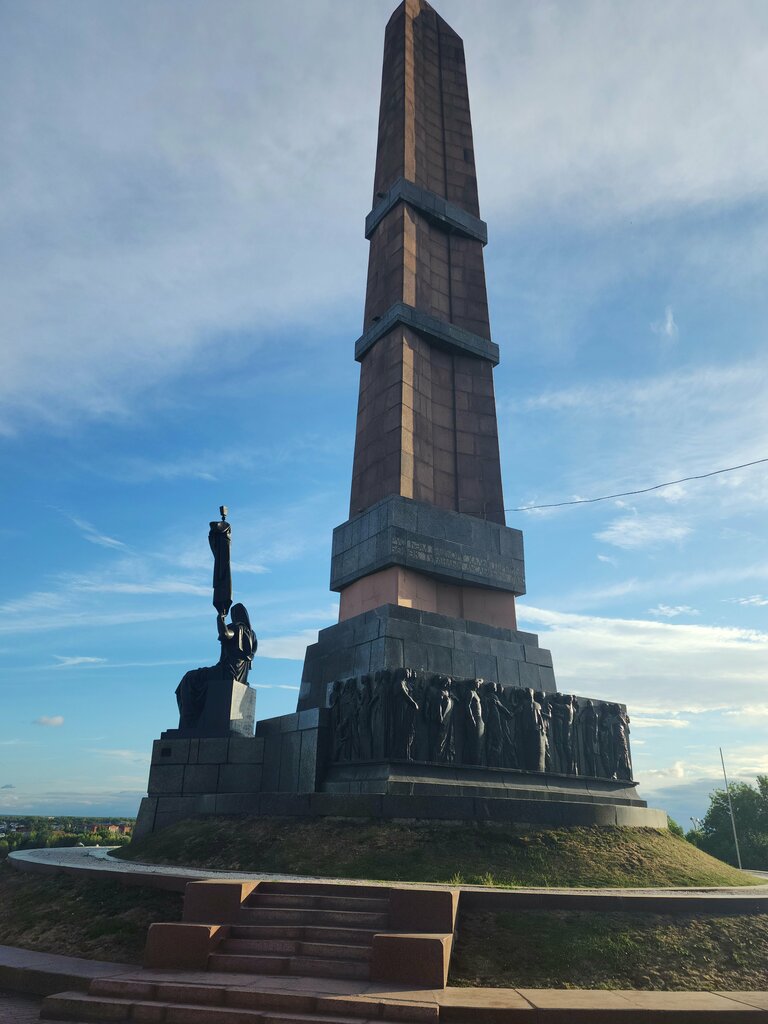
left=136, top=786, right=666, bottom=835
left=323, top=760, right=647, bottom=806
left=134, top=717, right=666, bottom=838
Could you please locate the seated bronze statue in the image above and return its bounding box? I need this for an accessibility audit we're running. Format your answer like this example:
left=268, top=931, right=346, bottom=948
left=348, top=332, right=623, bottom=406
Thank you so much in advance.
left=175, top=603, right=256, bottom=729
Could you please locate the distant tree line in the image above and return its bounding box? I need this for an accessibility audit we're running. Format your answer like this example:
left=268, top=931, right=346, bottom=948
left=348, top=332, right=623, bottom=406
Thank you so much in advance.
left=0, top=816, right=134, bottom=861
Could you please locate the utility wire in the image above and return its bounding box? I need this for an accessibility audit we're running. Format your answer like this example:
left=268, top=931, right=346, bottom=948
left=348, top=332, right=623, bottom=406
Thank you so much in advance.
left=506, top=456, right=768, bottom=513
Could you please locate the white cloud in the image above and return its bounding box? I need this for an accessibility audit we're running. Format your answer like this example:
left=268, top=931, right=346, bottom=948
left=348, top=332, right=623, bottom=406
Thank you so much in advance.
left=735, top=594, right=768, bottom=607
left=0, top=607, right=194, bottom=636
left=518, top=361, right=768, bottom=522
left=87, top=748, right=149, bottom=765
left=68, top=515, right=125, bottom=550
left=724, top=704, right=768, bottom=719
left=643, top=761, right=687, bottom=780
left=69, top=578, right=210, bottom=597
left=651, top=305, right=678, bottom=340
left=595, top=513, right=692, bottom=550
left=53, top=655, right=107, bottom=667
left=469, top=1, right=768, bottom=224
left=258, top=630, right=319, bottom=661
left=0, top=591, right=67, bottom=616
left=631, top=717, right=690, bottom=730
left=516, top=604, right=768, bottom=712
left=597, top=553, right=618, bottom=566
left=560, top=562, right=768, bottom=613
left=648, top=604, right=699, bottom=618
left=33, top=716, right=64, bottom=728
left=2, top=2, right=768, bottom=434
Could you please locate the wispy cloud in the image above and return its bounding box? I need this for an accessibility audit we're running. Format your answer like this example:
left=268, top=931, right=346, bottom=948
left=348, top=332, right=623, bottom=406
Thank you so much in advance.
left=87, top=748, right=149, bottom=765
left=68, top=516, right=125, bottom=550
left=595, top=513, right=692, bottom=550
left=632, top=717, right=690, bottom=730
left=734, top=594, right=768, bottom=607
left=648, top=604, right=699, bottom=619
left=724, top=704, right=768, bottom=720
left=559, top=562, right=768, bottom=613
left=68, top=578, right=209, bottom=597
left=651, top=305, right=678, bottom=340
left=643, top=761, right=687, bottom=780
left=53, top=655, right=107, bottom=668
left=516, top=361, right=768, bottom=522
left=33, top=716, right=64, bottom=728
left=1, top=784, right=15, bottom=790
left=258, top=630, right=319, bottom=661
left=0, top=591, right=67, bottom=615
left=0, top=606, right=200, bottom=636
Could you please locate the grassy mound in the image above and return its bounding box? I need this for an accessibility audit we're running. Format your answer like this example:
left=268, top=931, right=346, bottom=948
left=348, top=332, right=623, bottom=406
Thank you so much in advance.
left=117, top=817, right=760, bottom=888
left=451, top=909, right=768, bottom=990
left=0, top=861, right=182, bottom=963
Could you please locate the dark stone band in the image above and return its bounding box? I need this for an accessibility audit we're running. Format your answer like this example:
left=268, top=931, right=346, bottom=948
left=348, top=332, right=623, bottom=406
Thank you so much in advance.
left=331, top=495, right=525, bottom=595
left=355, top=302, right=500, bottom=365
left=365, top=176, right=488, bottom=245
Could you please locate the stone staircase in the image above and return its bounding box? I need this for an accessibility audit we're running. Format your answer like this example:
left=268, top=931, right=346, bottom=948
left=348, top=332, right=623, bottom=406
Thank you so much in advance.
left=208, top=881, right=391, bottom=980
left=41, top=976, right=438, bottom=1024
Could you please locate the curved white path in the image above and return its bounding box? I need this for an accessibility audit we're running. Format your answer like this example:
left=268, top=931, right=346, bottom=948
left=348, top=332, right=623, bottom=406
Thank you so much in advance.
left=9, top=845, right=768, bottom=898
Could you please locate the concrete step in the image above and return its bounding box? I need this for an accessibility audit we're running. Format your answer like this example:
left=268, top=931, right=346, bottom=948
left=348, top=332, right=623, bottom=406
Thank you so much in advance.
left=221, top=938, right=299, bottom=956
left=230, top=924, right=378, bottom=945
left=222, top=939, right=371, bottom=961
left=85, top=979, right=439, bottom=1023
left=41, top=992, right=171, bottom=1022
left=247, top=893, right=388, bottom=913
left=208, top=952, right=290, bottom=975
left=296, top=942, right=371, bottom=962
left=288, top=956, right=370, bottom=981
left=209, top=952, right=370, bottom=981
left=258, top=881, right=387, bottom=900
left=237, top=907, right=389, bottom=929
left=41, top=990, right=379, bottom=1024
left=230, top=924, right=305, bottom=941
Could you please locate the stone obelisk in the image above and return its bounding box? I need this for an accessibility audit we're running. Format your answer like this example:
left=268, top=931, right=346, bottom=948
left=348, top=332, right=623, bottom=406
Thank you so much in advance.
left=298, top=0, right=555, bottom=711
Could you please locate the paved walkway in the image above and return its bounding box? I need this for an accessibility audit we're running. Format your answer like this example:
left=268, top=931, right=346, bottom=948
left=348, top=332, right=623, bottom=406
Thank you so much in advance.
left=1, top=945, right=768, bottom=1021
left=11, top=846, right=768, bottom=899
left=0, top=993, right=42, bottom=1024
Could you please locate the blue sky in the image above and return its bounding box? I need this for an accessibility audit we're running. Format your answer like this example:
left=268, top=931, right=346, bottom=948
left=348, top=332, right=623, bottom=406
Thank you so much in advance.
left=1, top=0, right=766, bottom=830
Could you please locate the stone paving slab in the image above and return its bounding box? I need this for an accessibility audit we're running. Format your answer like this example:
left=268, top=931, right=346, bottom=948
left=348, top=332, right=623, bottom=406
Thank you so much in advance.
left=0, top=945, right=133, bottom=997
left=516, top=988, right=768, bottom=1021
left=0, top=992, right=43, bottom=1024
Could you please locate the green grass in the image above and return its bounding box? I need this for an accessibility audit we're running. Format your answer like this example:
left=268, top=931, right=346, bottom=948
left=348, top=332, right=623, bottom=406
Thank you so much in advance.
left=451, top=909, right=768, bottom=990
left=117, top=816, right=761, bottom=888
left=0, top=862, right=182, bottom=964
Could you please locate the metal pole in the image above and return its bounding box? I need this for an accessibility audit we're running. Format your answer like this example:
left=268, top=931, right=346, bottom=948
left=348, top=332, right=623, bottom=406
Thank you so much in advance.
left=720, top=747, right=743, bottom=870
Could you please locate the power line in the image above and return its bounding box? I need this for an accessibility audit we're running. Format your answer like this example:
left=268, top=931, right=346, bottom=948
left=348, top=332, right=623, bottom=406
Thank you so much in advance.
left=507, top=456, right=768, bottom=513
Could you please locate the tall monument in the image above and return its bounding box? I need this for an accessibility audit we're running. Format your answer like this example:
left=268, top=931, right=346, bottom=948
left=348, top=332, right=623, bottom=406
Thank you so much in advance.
left=298, top=0, right=534, bottom=710
left=135, top=0, right=665, bottom=837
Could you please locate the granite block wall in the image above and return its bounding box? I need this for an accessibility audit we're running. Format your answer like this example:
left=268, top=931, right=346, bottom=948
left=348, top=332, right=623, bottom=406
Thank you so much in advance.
left=298, top=602, right=556, bottom=712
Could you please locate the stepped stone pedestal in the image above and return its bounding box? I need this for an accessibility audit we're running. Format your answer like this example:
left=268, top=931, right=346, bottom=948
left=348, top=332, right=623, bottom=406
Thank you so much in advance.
left=163, top=678, right=255, bottom=740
